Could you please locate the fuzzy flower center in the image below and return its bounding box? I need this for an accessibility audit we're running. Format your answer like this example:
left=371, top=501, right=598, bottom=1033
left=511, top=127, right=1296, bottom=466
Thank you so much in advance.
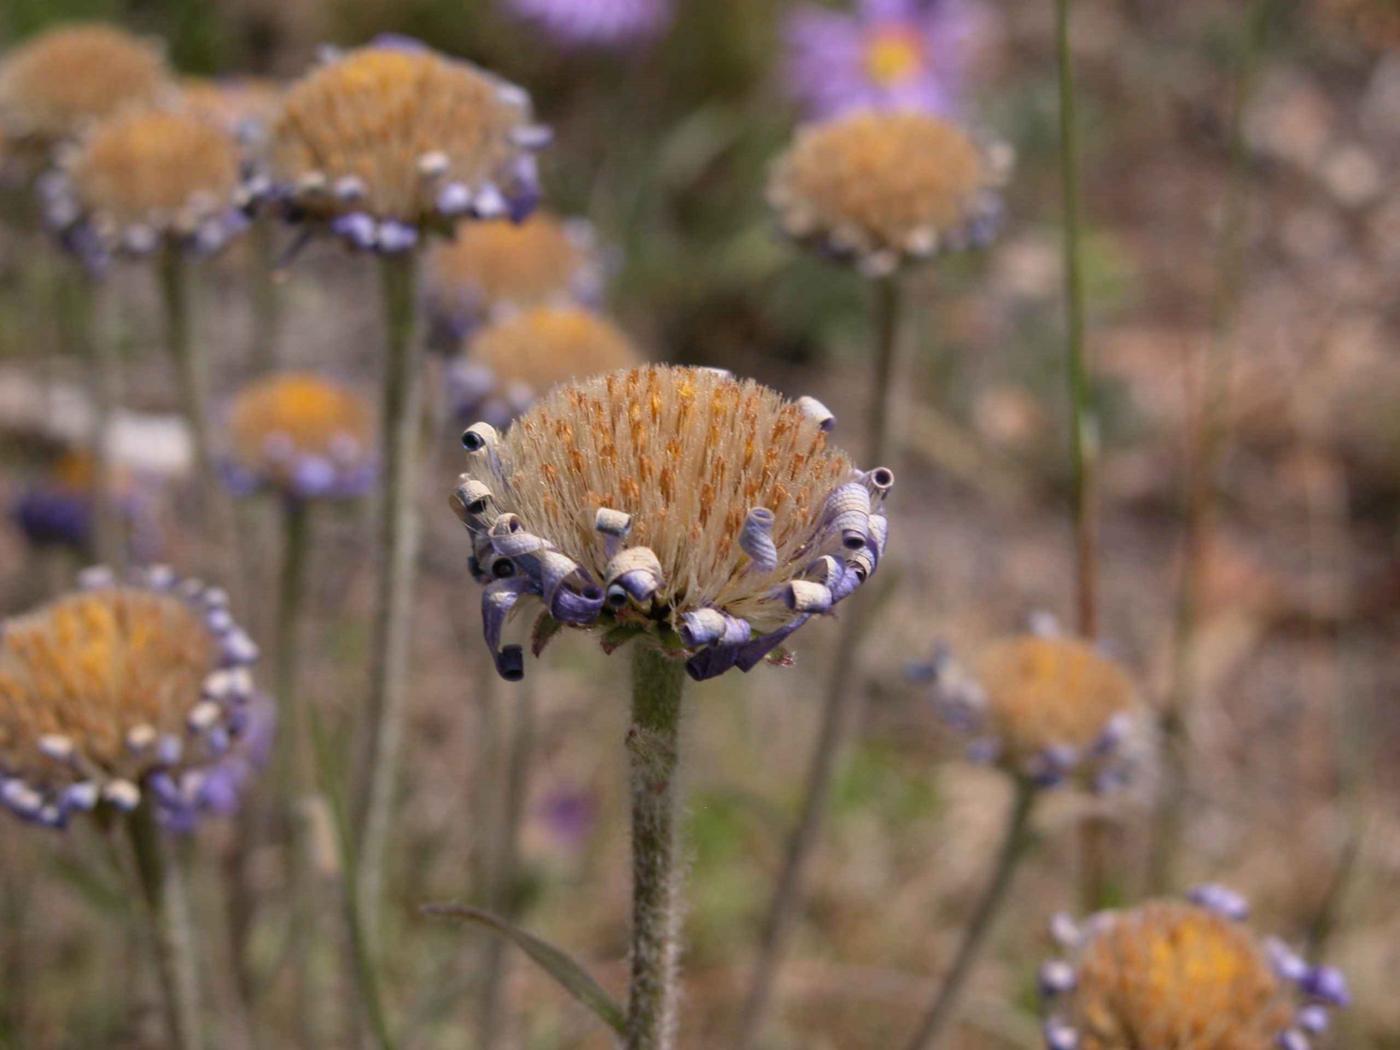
left=974, top=635, right=1132, bottom=765
left=428, top=214, right=585, bottom=307
left=0, top=25, right=168, bottom=144
left=69, top=108, right=240, bottom=225
left=0, top=590, right=215, bottom=778
left=1068, top=903, right=1292, bottom=1049
left=229, top=373, right=373, bottom=476
left=863, top=25, right=924, bottom=86
left=271, top=47, right=528, bottom=223
left=463, top=365, right=852, bottom=631
left=469, top=307, right=639, bottom=393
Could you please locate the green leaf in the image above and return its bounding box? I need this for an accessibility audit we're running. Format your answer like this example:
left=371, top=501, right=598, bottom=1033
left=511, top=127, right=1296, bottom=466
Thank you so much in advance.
left=422, top=903, right=625, bottom=1035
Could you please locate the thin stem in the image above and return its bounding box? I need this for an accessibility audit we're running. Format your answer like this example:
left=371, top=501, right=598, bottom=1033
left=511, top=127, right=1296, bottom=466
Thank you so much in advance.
left=733, top=276, right=902, bottom=1049
left=160, top=249, right=238, bottom=583
left=476, top=675, right=538, bottom=1049
left=1055, top=0, right=1097, bottom=640
left=626, top=644, right=687, bottom=1050
left=355, top=251, right=425, bottom=955
left=903, top=781, right=1037, bottom=1050
left=127, top=801, right=204, bottom=1050
left=248, top=221, right=282, bottom=373
left=67, top=270, right=125, bottom=570
left=1152, top=0, right=1273, bottom=894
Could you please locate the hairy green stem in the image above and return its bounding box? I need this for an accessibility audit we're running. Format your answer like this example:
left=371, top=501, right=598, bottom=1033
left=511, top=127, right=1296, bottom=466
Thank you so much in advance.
left=476, top=675, right=538, bottom=1049
left=733, top=276, right=901, bottom=1049
left=1153, top=0, right=1273, bottom=894
left=903, top=781, right=1037, bottom=1050
left=128, top=802, right=204, bottom=1050
left=626, top=644, right=687, bottom=1050
left=355, top=252, right=425, bottom=955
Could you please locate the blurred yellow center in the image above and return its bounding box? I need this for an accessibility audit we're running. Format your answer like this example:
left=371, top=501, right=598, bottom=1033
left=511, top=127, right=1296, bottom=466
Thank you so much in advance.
left=229, top=373, right=373, bottom=470
left=974, top=635, right=1133, bottom=764
left=0, top=590, right=215, bottom=776
left=469, top=306, right=639, bottom=394
left=864, top=28, right=923, bottom=86
left=428, top=214, right=584, bottom=311
left=1069, top=903, right=1291, bottom=1049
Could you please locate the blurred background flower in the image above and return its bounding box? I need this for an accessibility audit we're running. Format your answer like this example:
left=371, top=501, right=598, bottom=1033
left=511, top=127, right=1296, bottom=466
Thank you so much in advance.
left=505, top=0, right=675, bottom=49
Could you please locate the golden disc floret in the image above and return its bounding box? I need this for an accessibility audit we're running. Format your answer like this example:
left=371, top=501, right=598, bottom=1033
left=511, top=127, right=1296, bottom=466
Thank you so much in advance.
left=452, top=365, right=894, bottom=681
left=768, top=110, right=1006, bottom=275
left=0, top=567, right=269, bottom=830
left=0, top=23, right=170, bottom=162
left=226, top=373, right=376, bottom=501
left=269, top=44, right=548, bottom=251
left=449, top=306, right=640, bottom=426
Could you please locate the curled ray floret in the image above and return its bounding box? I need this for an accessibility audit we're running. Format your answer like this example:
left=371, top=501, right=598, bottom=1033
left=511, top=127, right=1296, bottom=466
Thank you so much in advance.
left=912, top=630, right=1147, bottom=790
left=265, top=42, right=549, bottom=253
left=0, top=565, right=273, bottom=832
left=449, top=365, right=892, bottom=681
left=1040, top=891, right=1349, bottom=1050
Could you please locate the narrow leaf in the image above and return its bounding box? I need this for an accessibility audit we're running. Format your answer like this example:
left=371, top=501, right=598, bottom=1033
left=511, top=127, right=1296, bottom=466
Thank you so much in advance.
left=422, top=903, right=625, bottom=1034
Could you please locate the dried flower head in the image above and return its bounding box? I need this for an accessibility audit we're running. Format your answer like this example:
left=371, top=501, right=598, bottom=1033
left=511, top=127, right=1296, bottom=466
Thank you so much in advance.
left=224, top=373, right=377, bottom=502
left=267, top=43, right=548, bottom=252
left=179, top=76, right=282, bottom=156
left=1042, top=891, right=1350, bottom=1050
left=451, top=365, right=891, bottom=681
left=506, top=0, right=675, bottom=47
left=919, top=632, right=1144, bottom=789
left=0, top=24, right=170, bottom=170
left=41, top=106, right=249, bottom=265
left=0, top=565, right=271, bottom=831
left=424, top=213, right=603, bottom=346
left=768, top=109, right=1008, bottom=276
left=448, top=306, right=640, bottom=428
left=783, top=0, right=992, bottom=120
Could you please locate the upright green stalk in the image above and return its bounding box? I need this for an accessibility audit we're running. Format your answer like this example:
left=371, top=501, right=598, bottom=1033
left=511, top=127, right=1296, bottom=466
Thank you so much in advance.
left=355, top=252, right=425, bottom=953
left=128, top=801, right=204, bottom=1050
left=68, top=271, right=125, bottom=570
left=903, top=781, right=1037, bottom=1050
left=476, top=675, right=538, bottom=1049
left=1153, top=0, right=1273, bottom=893
left=248, top=221, right=282, bottom=374
left=160, top=249, right=237, bottom=582
left=1056, top=0, right=1097, bottom=640
left=734, top=276, right=901, bottom=1049
left=626, top=644, right=687, bottom=1050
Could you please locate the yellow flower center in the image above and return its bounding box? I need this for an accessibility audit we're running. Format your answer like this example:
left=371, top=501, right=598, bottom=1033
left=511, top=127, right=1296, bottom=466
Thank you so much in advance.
left=229, top=373, right=373, bottom=479
left=864, top=27, right=924, bottom=87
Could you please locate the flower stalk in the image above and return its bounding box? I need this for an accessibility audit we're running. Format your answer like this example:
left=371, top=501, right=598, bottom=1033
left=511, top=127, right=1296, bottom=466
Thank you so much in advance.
left=903, top=779, right=1037, bottom=1050
left=626, top=643, right=687, bottom=1050
left=127, top=800, right=204, bottom=1050
left=355, top=251, right=426, bottom=952
left=734, top=275, right=901, bottom=1049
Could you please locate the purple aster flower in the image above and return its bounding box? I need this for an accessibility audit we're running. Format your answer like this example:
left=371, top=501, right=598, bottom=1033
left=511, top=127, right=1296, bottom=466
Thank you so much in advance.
left=783, top=0, right=990, bottom=120
left=505, top=0, right=674, bottom=48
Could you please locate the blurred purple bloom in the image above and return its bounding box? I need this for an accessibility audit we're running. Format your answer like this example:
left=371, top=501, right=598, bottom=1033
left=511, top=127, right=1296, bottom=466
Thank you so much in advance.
left=538, top=785, right=597, bottom=850
left=506, top=0, right=674, bottom=47
left=783, top=0, right=988, bottom=119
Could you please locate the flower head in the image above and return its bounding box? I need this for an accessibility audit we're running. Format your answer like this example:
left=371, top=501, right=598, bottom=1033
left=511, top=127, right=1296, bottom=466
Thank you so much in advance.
left=10, top=450, right=145, bottom=554
left=0, top=565, right=271, bottom=831
left=450, top=365, right=892, bottom=681
left=920, top=633, right=1144, bottom=789
left=506, top=0, right=674, bottom=48
left=41, top=106, right=249, bottom=266
left=424, top=213, right=603, bottom=346
left=224, top=373, right=376, bottom=502
left=1041, top=892, right=1350, bottom=1050
left=179, top=76, right=282, bottom=156
left=768, top=110, right=1008, bottom=276
left=0, top=23, right=170, bottom=171
left=783, top=0, right=989, bottom=120
left=267, top=43, right=548, bottom=253
left=448, top=306, right=640, bottom=429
